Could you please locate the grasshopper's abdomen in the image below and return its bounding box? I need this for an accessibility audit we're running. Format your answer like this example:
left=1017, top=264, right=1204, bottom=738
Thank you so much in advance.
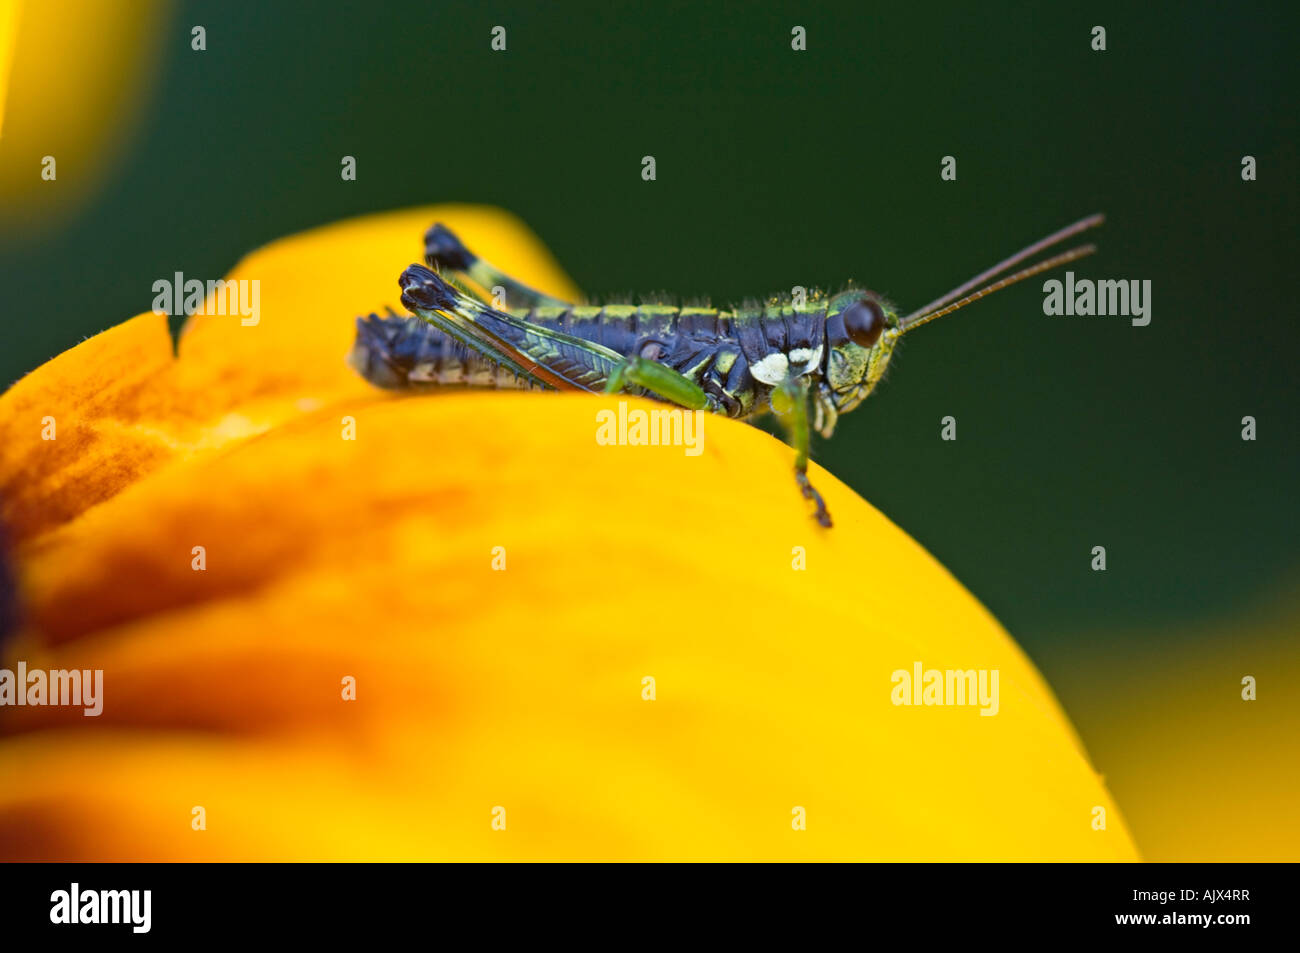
left=353, top=299, right=826, bottom=422
left=523, top=304, right=766, bottom=416
left=349, top=314, right=543, bottom=390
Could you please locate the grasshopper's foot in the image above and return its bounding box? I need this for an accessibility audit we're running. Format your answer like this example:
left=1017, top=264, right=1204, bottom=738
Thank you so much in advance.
left=796, top=471, right=832, bottom=528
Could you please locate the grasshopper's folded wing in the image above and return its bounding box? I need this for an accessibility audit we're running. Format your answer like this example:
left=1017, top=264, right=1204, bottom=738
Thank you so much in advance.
left=399, top=265, right=623, bottom=393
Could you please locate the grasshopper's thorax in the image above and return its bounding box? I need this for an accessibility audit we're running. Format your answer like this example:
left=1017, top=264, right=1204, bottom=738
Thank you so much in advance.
left=814, top=290, right=901, bottom=438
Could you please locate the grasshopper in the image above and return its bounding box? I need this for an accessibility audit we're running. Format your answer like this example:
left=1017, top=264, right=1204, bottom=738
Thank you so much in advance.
left=349, top=214, right=1103, bottom=526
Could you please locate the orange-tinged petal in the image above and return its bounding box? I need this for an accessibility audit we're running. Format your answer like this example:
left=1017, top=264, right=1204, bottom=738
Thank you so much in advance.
left=0, top=205, right=578, bottom=542
left=0, top=313, right=179, bottom=541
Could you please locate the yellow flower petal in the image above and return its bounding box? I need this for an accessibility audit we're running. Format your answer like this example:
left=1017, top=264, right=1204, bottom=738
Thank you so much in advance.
left=0, top=208, right=1137, bottom=860
left=1046, top=588, right=1300, bottom=862
left=0, top=0, right=19, bottom=138
left=0, top=0, right=170, bottom=225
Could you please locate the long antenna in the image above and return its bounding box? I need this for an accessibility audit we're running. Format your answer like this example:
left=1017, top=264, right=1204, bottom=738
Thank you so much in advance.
left=900, top=243, right=1097, bottom=333
left=900, top=213, right=1105, bottom=330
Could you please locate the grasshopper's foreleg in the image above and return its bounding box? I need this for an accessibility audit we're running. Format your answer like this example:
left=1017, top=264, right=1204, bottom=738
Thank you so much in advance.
left=604, top=356, right=711, bottom=411
left=771, top=378, right=832, bottom=528
left=425, top=223, right=573, bottom=310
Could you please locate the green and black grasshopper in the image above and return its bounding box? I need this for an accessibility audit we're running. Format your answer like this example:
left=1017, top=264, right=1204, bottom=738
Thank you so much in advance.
left=349, top=215, right=1103, bottom=526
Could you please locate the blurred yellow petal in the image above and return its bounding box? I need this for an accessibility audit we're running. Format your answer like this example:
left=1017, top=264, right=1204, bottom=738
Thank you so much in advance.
left=0, top=0, right=19, bottom=138
left=0, top=0, right=169, bottom=226
left=1049, top=586, right=1300, bottom=862
left=0, top=207, right=1137, bottom=860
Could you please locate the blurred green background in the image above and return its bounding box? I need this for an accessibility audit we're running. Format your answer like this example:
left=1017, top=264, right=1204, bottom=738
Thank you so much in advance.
left=1, top=0, right=1297, bottom=855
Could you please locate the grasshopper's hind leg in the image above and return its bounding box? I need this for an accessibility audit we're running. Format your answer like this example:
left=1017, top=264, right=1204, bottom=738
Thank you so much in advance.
left=772, top=378, right=832, bottom=528
left=425, top=223, right=573, bottom=310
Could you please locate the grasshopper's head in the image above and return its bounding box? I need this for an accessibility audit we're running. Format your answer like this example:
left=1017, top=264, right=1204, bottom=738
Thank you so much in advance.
left=812, top=213, right=1109, bottom=438
left=817, top=290, right=901, bottom=430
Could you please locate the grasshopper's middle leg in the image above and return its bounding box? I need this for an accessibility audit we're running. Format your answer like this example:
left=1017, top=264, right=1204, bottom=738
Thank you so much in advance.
left=605, top=360, right=831, bottom=527
left=603, top=356, right=711, bottom=411
left=425, top=223, right=573, bottom=310
left=772, top=377, right=832, bottom=528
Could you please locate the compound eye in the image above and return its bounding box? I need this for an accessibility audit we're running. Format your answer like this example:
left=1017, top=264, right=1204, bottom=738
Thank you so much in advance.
left=843, top=298, right=886, bottom=347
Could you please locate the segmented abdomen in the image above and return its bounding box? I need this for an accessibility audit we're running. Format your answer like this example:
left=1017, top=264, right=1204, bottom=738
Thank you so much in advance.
left=352, top=306, right=727, bottom=390
left=349, top=314, right=544, bottom=390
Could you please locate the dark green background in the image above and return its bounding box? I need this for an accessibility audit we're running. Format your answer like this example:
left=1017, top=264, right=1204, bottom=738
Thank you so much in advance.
left=3, top=1, right=1296, bottom=666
